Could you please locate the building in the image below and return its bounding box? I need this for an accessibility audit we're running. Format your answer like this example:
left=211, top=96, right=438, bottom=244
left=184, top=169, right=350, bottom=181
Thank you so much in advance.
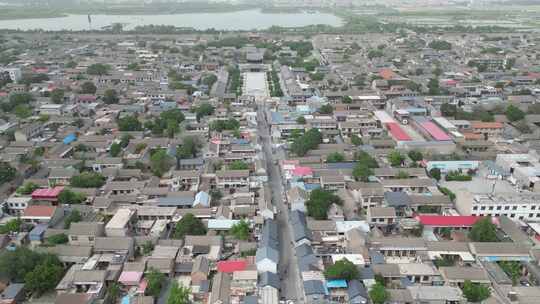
left=105, top=209, right=136, bottom=237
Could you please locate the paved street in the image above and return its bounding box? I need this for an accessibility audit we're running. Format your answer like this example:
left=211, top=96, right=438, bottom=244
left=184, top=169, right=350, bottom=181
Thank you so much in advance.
left=257, top=102, right=304, bottom=303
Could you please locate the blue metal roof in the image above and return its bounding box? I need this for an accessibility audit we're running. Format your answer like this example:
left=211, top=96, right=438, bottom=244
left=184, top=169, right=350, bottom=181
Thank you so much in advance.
left=327, top=280, right=348, bottom=288
left=63, top=133, right=77, bottom=145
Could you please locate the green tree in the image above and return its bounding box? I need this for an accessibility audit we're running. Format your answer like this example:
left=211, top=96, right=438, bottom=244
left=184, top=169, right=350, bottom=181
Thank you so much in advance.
left=167, top=281, right=191, bottom=304
left=46, top=233, right=69, bottom=245
left=505, top=105, right=525, bottom=122
left=0, top=218, right=22, bottom=234
left=324, top=258, right=359, bottom=280
left=65, top=61, right=77, bottom=69
left=230, top=219, right=250, bottom=240
left=428, top=78, right=440, bottom=95
left=429, top=168, right=442, bottom=181
left=229, top=160, right=249, bottom=170
left=80, top=81, right=97, bottom=94
left=110, top=142, right=121, bottom=157
left=24, top=254, right=64, bottom=296
left=296, top=116, right=306, bottom=124
left=146, top=268, right=166, bottom=298
left=103, top=89, right=119, bottom=104
left=462, top=280, right=490, bottom=302
left=50, top=88, right=64, bottom=104
left=397, top=171, right=410, bottom=179
left=107, top=282, right=121, bottom=303
left=16, top=182, right=39, bottom=195
left=306, top=189, right=343, bottom=220
left=150, top=149, right=173, bottom=177
left=70, top=172, right=106, bottom=188
left=327, top=152, right=345, bottom=163
left=353, top=163, right=374, bottom=182
left=388, top=150, right=405, bottom=167
left=319, top=104, right=333, bottom=114
left=58, top=189, right=87, bottom=205
left=173, top=213, right=206, bottom=239
left=351, top=135, right=363, bottom=146
left=142, top=241, right=155, bottom=256
left=118, top=115, right=142, bottom=131
left=428, top=40, right=452, bottom=50
left=0, top=161, right=16, bottom=185
left=120, top=134, right=132, bottom=148
left=356, top=151, right=379, bottom=168
left=64, top=210, right=82, bottom=229
left=87, top=63, right=111, bottom=76
left=194, top=102, right=214, bottom=121
left=290, top=129, right=322, bottom=157
left=469, top=217, right=498, bottom=242
left=408, top=150, right=423, bottom=162
left=14, top=105, right=32, bottom=118
left=499, top=261, right=521, bottom=285
left=369, top=283, right=389, bottom=304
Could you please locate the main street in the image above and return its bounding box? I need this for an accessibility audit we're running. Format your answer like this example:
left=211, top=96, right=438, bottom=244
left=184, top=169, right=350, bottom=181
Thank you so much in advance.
left=257, top=101, right=304, bottom=303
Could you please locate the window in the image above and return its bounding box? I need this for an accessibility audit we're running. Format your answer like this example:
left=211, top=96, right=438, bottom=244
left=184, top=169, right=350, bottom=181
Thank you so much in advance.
left=513, top=206, right=517, bottom=210
left=88, top=237, right=94, bottom=241
left=71, top=236, right=78, bottom=241
left=481, top=206, right=486, bottom=211
left=529, top=214, right=534, bottom=218
left=473, top=206, right=478, bottom=211
left=511, top=214, right=516, bottom=218
left=505, top=206, right=510, bottom=210
left=497, top=206, right=502, bottom=210
left=489, top=206, right=494, bottom=211
left=532, top=206, right=537, bottom=210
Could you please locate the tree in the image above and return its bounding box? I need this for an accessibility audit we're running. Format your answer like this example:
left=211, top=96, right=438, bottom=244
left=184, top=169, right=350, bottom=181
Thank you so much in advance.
left=150, top=149, right=173, bottom=177
left=70, top=172, right=106, bottom=188
left=46, top=233, right=69, bottom=245
left=120, top=134, right=132, bottom=148
left=230, top=219, right=250, bottom=240
left=0, top=218, right=22, bottom=234
left=146, top=268, right=166, bottom=297
left=327, top=152, right=345, bottom=163
left=209, top=119, right=239, bottom=132
left=118, top=115, right=142, bottom=131
left=499, top=261, right=521, bottom=285
left=296, top=116, right=306, bottom=124
left=58, top=189, right=87, bottom=205
left=353, top=163, right=373, bottom=182
left=408, top=150, right=423, bottom=162
left=229, top=160, right=249, bottom=170
left=176, top=136, right=200, bottom=161
left=290, top=129, right=322, bottom=157
left=462, top=280, right=490, bottom=302
left=24, top=254, right=64, bottom=296
left=173, top=213, right=206, bottom=239
left=319, top=104, right=333, bottom=114
left=107, top=283, right=121, bottom=304
left=388, top=150, right=405, bottom=167
left=80, top=81, right=97, bottom=94
left=109, top=142, right=121, bottom=157
left=428, top=40, right=452, bottom=50
left=429, top=168, right=442, bottom=181
left=356, top=151, right=379, bottom=168
left=306, top=189, right=343, bottom=220
left=351, top=135, right=363, bottom=146
left=369, top=283, right=389, bottom=304
left=324, top=258, right=359, bottom=280
left=87, top=63, right=111, bottom=76
left=167, top=281, right=191, bottom=304
left=50, top=88, right=64, bottom=104
left=16, top=181, right=39, bottom=195
left=64, top=210, right=82, bottom=229
left=505, top=105, right=525, bottom=122
left=142, top=241, right=155, bottom=256
left=0, top=162, right=16, bottom=185
left=428, top=78, right=440, bottom=95
left=194, top=102, right=214, bottom=121
left=397, top=171, right=410, bottom=179
left=14, top=105, right=32, bottom=118
left=469, top=217, right=498, bottom=242
left=103, top=89, right=119, bottom=104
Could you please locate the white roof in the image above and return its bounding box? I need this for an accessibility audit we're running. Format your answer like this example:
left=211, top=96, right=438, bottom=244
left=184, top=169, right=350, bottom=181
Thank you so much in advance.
left=335, top=221, right=370, bottom=233
left=332, top=254, right=365, bottom=265
left=105, top=209, right=134, bottom=229
left=207, top=219, right=240, bottom=230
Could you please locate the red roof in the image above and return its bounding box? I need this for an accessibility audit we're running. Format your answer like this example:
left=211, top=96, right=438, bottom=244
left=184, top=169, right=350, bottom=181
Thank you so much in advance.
left=31, top=187, right=64, bottom=199
left=217, top=260, right=247, bottom=273
left=386, top=122, right=411, bottom=141
left=22, top=205, right=57, bottom=218
left=293, top=166, right=313, bottom=177
left=416, top=215, right=481, bottom=227
left=420, top=121, right=452, bottom=141
left=379, top=68, right=398, bottom=80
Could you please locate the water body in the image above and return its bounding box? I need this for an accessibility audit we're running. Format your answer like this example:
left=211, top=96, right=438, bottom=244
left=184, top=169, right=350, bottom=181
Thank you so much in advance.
left=0, top=10, right=343, bottom=31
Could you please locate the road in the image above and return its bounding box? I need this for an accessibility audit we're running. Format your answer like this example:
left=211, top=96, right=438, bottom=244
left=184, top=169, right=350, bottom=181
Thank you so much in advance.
left=257, top=101, right=304, bottom=303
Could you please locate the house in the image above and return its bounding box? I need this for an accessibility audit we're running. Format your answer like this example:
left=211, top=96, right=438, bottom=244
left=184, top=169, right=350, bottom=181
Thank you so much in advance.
left=290, top=210, right=312, bottom=246
left=0, top=283, right=25, bottom=304
left=256, top=246, right=279, bottom=274
left=48, top=168, right=77, bottom=187
left=4, top=196, right=31, bottom=216
left=21, top=205, right=63, bottom=226
left=191, top=255, right=210, bottom=286
left=94, top=237, right=135, bottom=261
left=31, top=187, right=64, bottom=204
left=367, top=207, right=397, bottom=227
left=347, top=280, right=368, bottom=304
left=216, top=170, right=250, bottom=189
left=208, top=272, right=231, bottom=304
left=406, top=285, right=464, bottom=304
left=258, top=271, right=280, bottom=304
left=304, top=280, right=327, bottom=303
left=105, top=209, right=136, bottom=237
left=68, top=222, right=105, bottom=246
left=193, top=191, right=210, bottom=208
left=439, top=266, right=490, bottom=287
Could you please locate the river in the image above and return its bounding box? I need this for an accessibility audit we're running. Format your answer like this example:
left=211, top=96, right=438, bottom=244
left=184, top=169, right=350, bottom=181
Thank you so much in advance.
left=0, top=10, right=343, bottom=31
